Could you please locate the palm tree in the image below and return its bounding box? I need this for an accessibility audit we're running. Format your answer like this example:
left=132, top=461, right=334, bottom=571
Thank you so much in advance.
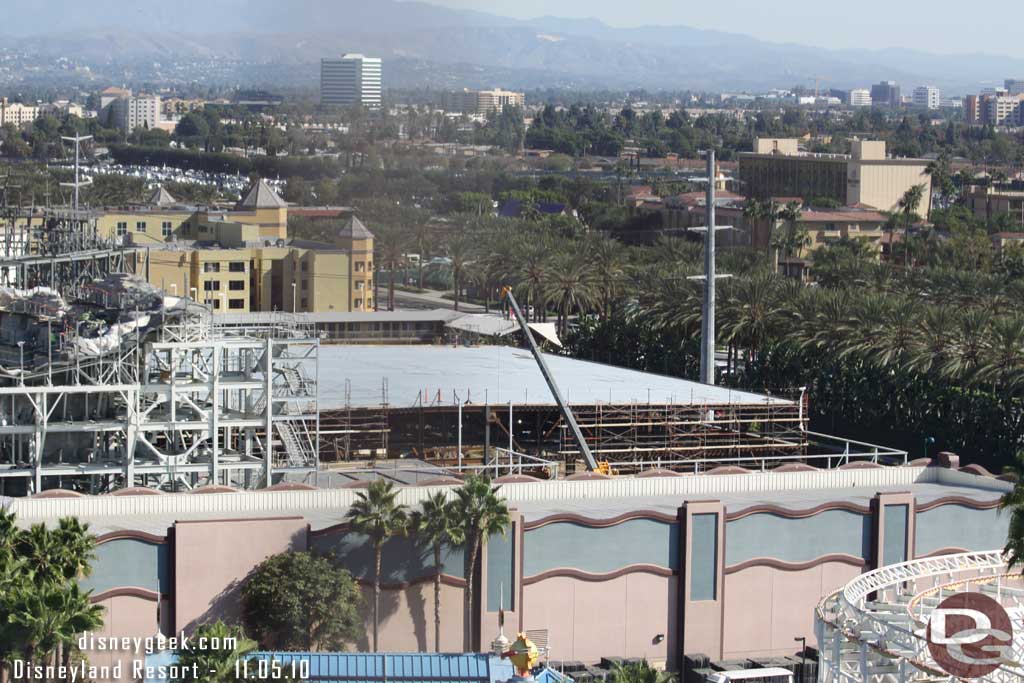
left=773, top=201, right=803, bottom=274
left=54, top=584, right=104, bottom=675
left=446, top=233, right=474, bottom=312
left=897, top=184, right=925, bottom=268
left=172, top=621, right=256, bottom=683
left=586, top=234, right=628, bottom=319
left=346, top=480, right=408, bottom=652
left=1002, top=452, right=1024, bottom=569
left=411, top=492, right=462, bottom=652
left=450, top=475, right=510, bottom=651
left=411, top=222, right=433, bottom=289
left=375, top=227, right=409, bottom=312
left=544, top=252, right=599, bottom=337
left=53, top=517, right=97, bottom=581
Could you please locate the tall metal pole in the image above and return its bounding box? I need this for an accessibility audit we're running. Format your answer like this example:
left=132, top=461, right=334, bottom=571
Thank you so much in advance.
left=700, top=150, right=717, bottom=385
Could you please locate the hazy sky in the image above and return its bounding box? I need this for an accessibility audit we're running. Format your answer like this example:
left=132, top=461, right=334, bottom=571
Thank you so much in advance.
left=425, top=0, right=1024, bottom=57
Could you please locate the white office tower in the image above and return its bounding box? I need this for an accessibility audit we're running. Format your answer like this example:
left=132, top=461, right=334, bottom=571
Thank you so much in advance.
left=321, top=54, right=383, bottom=107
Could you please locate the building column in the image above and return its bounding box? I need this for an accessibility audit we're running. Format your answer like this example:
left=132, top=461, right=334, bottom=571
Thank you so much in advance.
left=478, top=508, right=522, bottom=652
left=680, top=500, right=725, bottom=661
left=872, top=491, right=916, bottom=567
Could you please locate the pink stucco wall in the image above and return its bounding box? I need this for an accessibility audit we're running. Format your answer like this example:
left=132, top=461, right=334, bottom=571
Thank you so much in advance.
left=354, top=581, right=467, bottom=652
left=722, top=561, right=863, bottom=659
left=173, top=517, right=307, bottom=633
left=81, top=593, right=161, bottom=681
left=522, top=572, right=676, bottom=665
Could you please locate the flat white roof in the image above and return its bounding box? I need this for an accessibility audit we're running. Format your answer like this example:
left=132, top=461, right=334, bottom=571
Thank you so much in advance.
left=317, top=345, right=791, bottom=409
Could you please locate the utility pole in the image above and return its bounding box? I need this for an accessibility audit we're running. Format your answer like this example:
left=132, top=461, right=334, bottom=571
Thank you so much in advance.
left=60, top=134, right=93, bottom=212
left=689, top=150, right=732, bottom=385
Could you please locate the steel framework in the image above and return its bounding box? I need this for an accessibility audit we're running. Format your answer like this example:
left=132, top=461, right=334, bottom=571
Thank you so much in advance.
left=815, top=550, right=1024, bottom=683
left=0, top=302, right=320, bottom=494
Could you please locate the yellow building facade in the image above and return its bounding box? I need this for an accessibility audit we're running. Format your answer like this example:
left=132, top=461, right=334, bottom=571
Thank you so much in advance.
left=97, top=181, right=374, bottom=313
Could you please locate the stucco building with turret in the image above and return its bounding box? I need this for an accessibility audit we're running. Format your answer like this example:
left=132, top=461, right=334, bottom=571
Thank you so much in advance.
left=94, top=180, right=375, bottom=313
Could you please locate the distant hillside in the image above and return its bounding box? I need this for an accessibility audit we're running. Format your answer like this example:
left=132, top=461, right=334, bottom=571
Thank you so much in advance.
left=2, top=0, right=1022, bottom=92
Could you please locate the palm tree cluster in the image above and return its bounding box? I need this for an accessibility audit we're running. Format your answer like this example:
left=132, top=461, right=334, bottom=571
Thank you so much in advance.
left=346, top=475, right=510, bottom=653
left=0, top=511, right=104, bottom=681
left=571, top=257, right=1024, bottom=468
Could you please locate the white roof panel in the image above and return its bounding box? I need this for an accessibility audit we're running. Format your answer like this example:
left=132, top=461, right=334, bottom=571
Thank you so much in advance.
left=316, top=345, right=790, bottom=409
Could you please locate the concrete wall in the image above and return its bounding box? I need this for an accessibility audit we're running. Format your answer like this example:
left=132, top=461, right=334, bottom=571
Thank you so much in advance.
left=173, top=517, right=307, bottom=633
left=725, top=509, right=871, bottom=566
left=847, top=161, right=931, bottom=212
left=722, top=560, right=862, bottom=659
left=81, top=537, right=169, bottom=595
left=915, top=503, right=1008, bottom=556
left=522, top=572, right=676, bottom=666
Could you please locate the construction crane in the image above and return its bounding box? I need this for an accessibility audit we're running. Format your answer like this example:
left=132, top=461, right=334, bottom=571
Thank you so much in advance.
left=501, top=287, right=599, bottom=472
left=809, top=76, right=831, bottom=98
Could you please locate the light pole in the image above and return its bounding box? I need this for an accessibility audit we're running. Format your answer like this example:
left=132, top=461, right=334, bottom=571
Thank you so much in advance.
left=923, top=436, right=936, bottom=461
left=794, top=636, right=807, bottom=683
left=17, top=341, right=25, bottom=385
left=291, top=282, right=297, bottom=312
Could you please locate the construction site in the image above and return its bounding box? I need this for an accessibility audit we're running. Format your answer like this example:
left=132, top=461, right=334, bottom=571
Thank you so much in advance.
left=0, top=166, right=904, bottom=495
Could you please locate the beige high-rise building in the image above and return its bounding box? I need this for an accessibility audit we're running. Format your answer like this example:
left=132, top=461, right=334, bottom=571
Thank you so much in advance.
left=95, top=180, right=375, bottom=313
left=739, top=139, right=931, bottom=212
left=444, top=88, right=524, bottom=115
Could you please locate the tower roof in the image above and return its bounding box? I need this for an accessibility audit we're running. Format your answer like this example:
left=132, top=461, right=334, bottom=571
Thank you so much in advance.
left=236, top=179, right=287, bottom=209
left=338, top=215, right=374, bottom=241
left=148, top=186, right=177, bottom=207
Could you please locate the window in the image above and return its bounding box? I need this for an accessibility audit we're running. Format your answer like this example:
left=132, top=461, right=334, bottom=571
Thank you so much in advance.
left=204, top=298, right=220, bottom=309
left=355, top=262, right=365, bottom=272
left=116, top=222, right=127, bottom=236
left=229, top=298, right=245, bottom=310
left=136, top=221, right=147, bottom=233
left=162, top=221, right=173, bottom=237
left=355, top=281, right=364, bottom=290
left=229, top=280, right=245, bottom=291
left=203, top=263, right=220, bottom=273
left=301, top=280, right=309, bottom=290
left=300, top=298, right=308, bottom=309
left=229, top=262, right=246, bottom=272
left=354, top=299, right=363, bottom=308
left=203, top=280, right=220, bottom=291
left=301, top=262, right=309, bottom=272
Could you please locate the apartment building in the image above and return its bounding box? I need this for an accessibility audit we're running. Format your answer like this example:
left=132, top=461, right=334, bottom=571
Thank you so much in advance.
left=111, top=94, right=161, bottom=132
left=966, top=180, right=1024, bottom=229
left=869, top=81, right=900, bottom=107
left=0, top=98, right=39, bottom=126
left=320, top=54, right=383, bottom=107
left=1006, top=79, right=1024, bottom=96
left=848, top=89, right=872, bottom=107
left=738, top=139, right=931, bottom=212
left=444, top=88, right=525, bottom=115
left=95, top=180, right=375, bottom=313
left=912, top=86, right=940, bottom=110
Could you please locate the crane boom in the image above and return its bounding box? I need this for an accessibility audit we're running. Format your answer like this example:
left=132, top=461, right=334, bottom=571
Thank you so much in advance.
left=502, top=288, right=598, bottom=472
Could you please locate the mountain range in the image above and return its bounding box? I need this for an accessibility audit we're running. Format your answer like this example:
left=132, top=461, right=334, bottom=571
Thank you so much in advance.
left=2, top=0, right=1021, bottom=93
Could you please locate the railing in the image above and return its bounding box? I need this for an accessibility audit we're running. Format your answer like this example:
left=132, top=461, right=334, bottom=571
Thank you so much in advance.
left=816, top=550, right=1024, bottom=683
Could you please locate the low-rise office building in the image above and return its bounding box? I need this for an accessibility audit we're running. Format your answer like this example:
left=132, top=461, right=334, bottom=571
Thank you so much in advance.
left=444, top=88, right=525, bottom=115
left=738, top=139, right=931, bottom=212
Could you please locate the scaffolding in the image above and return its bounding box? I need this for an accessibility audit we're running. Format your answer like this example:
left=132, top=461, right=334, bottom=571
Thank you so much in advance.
left=0, top=299, right=320, bottom=495
left=0, top=208, right=144, bottom=297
